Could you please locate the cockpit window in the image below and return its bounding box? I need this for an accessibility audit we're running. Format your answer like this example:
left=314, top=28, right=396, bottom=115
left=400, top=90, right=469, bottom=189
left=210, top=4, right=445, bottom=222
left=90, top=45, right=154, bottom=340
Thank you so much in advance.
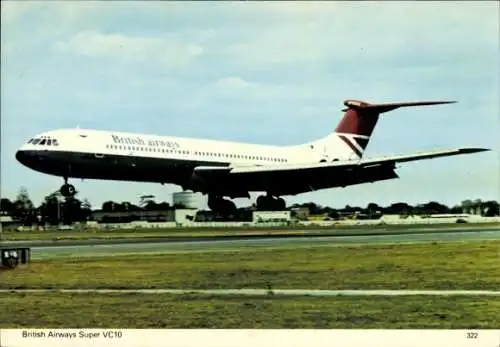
left=29, top=137, right=60, bottom=146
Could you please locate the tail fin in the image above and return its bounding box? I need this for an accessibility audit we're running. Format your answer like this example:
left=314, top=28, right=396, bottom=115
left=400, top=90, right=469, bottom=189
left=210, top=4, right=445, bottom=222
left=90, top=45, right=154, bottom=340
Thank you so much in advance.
left=335, top=99, right=456, bottom=158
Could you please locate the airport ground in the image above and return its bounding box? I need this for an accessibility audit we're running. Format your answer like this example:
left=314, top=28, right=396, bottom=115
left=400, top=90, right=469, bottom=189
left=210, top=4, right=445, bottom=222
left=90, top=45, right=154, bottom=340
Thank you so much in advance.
left=1, top=236, right=499, bottom=328
left=1, top=221, right=498, bottom=242
left=1, top=293, right=497, bottom=329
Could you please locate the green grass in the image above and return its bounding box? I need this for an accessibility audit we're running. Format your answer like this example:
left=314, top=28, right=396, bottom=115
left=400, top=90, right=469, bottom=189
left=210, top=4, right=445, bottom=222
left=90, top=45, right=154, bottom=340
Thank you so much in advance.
left=2, top=222, right=497, bottom=241
left=1, top=241, right=499, bottom=290
left=0, top=293, right=498, bottom=328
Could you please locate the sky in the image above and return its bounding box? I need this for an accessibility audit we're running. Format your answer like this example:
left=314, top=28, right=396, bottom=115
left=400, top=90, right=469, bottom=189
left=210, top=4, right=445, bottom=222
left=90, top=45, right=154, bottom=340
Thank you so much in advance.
left=1, top=1, right=499, bottom=210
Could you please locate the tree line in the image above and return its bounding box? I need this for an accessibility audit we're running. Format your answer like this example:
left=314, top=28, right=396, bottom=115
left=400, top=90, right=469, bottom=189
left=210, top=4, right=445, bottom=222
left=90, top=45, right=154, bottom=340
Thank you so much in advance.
left=0, top=187, right=92, bottom=226
left=290, top=200, right=499, bottom=219
left=0, top=187, right=498, bottom=226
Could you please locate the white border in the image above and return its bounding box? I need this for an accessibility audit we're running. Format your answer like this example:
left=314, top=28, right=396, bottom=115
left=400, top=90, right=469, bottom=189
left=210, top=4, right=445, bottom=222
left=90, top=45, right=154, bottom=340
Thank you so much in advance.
left=1, top=329, right=499, bottom=347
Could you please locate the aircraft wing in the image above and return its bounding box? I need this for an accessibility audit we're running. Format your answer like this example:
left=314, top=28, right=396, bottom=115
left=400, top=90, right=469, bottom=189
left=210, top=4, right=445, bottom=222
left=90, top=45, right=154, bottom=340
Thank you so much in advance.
left=355, top=147, right=489, bottom=167
left=193, top=147, right=489, bottom=196
left=211, top=147, right=489, bottom=174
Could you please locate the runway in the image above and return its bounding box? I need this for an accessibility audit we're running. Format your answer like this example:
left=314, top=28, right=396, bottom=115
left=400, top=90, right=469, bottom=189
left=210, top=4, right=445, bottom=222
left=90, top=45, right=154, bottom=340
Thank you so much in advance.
left=1, top=288, right=499, bottom=296
left=16, top=228, right=500, bottom=260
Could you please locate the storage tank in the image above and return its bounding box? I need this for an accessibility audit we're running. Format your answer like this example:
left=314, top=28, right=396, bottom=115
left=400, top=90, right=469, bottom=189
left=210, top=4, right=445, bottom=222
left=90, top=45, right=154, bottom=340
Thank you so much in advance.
left=172, top=191, right=206, bottom=210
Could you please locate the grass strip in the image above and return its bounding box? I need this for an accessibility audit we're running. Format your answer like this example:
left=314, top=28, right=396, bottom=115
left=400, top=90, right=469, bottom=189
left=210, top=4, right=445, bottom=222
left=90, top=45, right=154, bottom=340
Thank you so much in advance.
left=1, top=292, right=498, bottom=328
left=1, top=241, right=498, bottom=290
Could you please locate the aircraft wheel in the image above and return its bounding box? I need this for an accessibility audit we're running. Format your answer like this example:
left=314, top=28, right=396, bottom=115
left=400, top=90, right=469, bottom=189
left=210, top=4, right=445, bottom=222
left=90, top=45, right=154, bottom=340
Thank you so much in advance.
left=60, top=184, right=76, bottom=198
left=219, top=199, right=236, bottom=214
left=208, top=196, right=236, bottom=214
left=208, top=195, right=221, bottom=212
left=275, top=197, right=286, bottom=210
left=256, top=195, right=267, bottom=210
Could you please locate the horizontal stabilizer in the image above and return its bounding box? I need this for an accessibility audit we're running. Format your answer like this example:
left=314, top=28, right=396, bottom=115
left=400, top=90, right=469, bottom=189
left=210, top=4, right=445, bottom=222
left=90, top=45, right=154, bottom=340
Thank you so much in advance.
left=342, top=100, right=456, bottom=113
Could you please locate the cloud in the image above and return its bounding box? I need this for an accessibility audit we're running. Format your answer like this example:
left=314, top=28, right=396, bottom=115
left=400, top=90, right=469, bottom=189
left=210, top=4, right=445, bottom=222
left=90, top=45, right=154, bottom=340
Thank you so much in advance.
left=54, top=30, right=204, bottom=70
left=216, top=2, right=498, bottom=70
left=0, top=0, right=36, bottom=24
left=213, top=76, right=254, bottom=91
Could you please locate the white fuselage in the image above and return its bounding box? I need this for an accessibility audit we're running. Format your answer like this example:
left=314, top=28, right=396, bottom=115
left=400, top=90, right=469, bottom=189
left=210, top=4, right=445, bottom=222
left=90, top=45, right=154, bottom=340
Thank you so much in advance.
left=18, top=128, right=360, bottom=167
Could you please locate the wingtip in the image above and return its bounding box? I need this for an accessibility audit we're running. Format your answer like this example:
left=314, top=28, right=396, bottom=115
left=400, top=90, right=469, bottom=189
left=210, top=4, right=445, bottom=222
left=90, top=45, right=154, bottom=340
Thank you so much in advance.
left=459, top=147, right=491, bottom=154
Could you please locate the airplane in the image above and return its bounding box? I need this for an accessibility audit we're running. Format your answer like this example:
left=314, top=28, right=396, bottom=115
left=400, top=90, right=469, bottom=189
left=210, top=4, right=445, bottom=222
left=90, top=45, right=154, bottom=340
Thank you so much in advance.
left=15, top=99, right=489, bottom=213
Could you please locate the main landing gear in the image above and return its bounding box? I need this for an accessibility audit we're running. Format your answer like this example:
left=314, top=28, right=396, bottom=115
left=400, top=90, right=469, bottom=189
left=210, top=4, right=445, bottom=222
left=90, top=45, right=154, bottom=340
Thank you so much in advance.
left=207, top=193, right=286, bottom=214
left=60, top=177, right=77, bottom=198
left=256, top=194, right=286, bottom=211
left=208, top=195, right=237, bottom=215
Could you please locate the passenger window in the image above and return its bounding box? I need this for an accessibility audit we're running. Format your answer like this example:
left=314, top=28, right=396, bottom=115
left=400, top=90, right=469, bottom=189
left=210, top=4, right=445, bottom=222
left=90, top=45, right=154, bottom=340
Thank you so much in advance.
left=47, top=139, right=52, bottom=145
left=53, top=139, right=59, bottom=146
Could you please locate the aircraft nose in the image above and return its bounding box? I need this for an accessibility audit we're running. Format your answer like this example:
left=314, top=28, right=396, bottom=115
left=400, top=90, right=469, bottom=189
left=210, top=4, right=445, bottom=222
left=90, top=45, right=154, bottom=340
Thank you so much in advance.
left=15, top=150, right=30, bottom=165
left=15, top=150, right=24, bottom=162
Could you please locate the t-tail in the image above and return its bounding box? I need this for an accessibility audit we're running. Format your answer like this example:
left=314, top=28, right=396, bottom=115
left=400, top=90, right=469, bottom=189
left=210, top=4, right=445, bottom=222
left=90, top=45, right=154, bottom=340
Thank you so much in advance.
left=333, top=99, right=456, bottom=159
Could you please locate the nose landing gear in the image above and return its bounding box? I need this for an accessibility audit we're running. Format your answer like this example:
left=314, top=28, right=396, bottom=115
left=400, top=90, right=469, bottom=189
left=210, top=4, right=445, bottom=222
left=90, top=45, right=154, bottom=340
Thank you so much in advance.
left=60, top=177, right=77, bottom=198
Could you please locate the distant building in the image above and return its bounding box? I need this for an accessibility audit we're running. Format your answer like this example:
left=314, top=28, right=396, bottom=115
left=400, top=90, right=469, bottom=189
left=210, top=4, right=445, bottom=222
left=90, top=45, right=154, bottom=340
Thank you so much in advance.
left=172, top=192, right=206, bottom=209
left=253, top=211, right=291, bottom=223
left=175, top=209, right=198, bottom=225
left=428, top=214, right=470, bottom=219
left=0, top=215, right=21, bottom=230
left=91, top=210, right=175, bottom=223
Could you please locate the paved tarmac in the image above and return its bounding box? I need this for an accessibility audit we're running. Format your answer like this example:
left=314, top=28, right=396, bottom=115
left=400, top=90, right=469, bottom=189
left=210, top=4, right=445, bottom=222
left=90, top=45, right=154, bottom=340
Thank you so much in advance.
left=12, top=228, right=500, bottom=260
